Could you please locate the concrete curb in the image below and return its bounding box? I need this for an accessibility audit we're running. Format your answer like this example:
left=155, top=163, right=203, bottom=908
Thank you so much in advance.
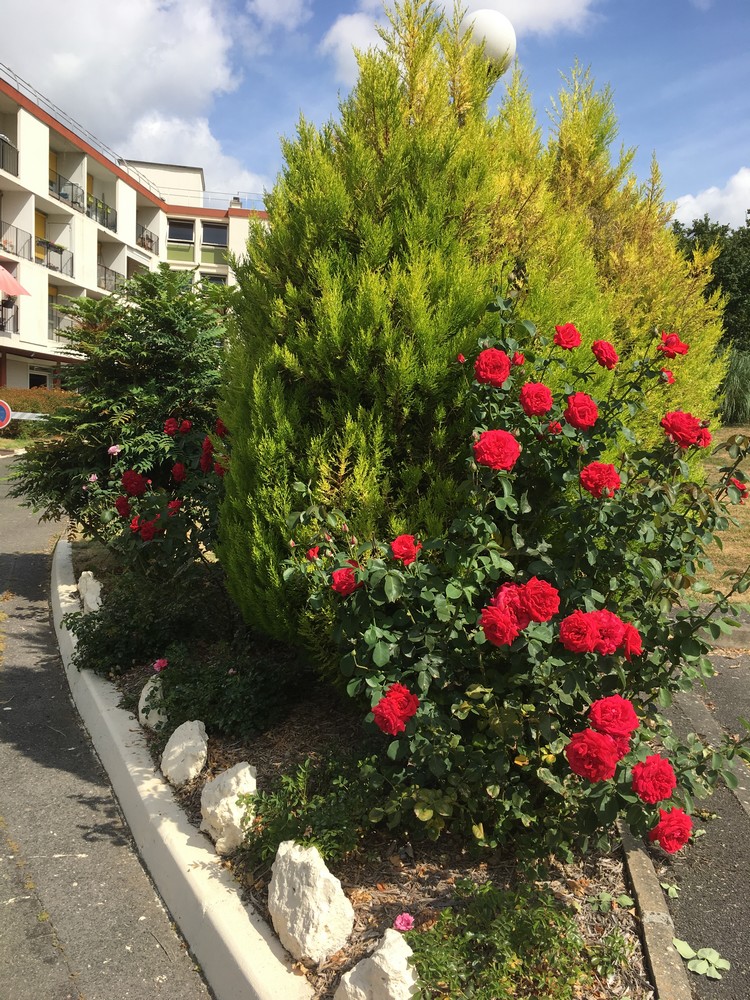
left=51, top=538, right=313, bottom=1000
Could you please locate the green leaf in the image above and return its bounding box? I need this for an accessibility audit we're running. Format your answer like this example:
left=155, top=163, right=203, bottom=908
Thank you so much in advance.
left=368, top=807, right=385, bottom=823
left=696, top=948, right=721, bottom=963
left=414, top=805, right=433, bottom=822
left=372, top=641, right=391, bottom=667
left=673, top=939, right=696, bottom=960
left=687, top=958, right=709, bottom=975
left=724, top=769, right=739, bottom=789
left=383, top=572, right=404, bottom=603
left=715, top=958, right=731, bottom=971
left=616, top=894, right=634, bottom=908
left=705, top=967, right=723, bottom=980
left=386, top=740, right=400, bottom=761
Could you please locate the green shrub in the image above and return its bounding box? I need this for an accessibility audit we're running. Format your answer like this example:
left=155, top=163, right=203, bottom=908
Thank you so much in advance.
left=0, top=387, right=78, bottom=439
left=722, top=348, right=750, bottom=425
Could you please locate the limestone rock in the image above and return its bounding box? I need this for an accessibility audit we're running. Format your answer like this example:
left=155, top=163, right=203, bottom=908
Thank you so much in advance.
left=268, top=840, right=354, bottom=964
left=334, top=930, right=418, bottom=1000
left=200, top=761, right=257, bottom=855
left=161, top=720, right=207, bottom=787
left=77, top=570, right=102, bottom=613
left=138, top=675, right=168, bottom=731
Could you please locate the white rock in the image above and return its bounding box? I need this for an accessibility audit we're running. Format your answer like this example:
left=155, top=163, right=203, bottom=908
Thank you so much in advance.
left=138, top=675, right=168, bottom=731
left=77, top=570, right=102, bottom=613
left=334, top=930, right=418, bottom=1000
left=161, top=720, right=208, bottom=787
left=268, top=841, right=354, bottom=964
left=200, top=762, right=257, bottom=855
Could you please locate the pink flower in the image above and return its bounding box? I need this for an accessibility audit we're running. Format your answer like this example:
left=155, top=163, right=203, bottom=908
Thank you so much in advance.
left=88, top=473, right=98, bottom=483
left=152, top=658, right=168, bottom=673
left=108, top=444, right=122, bottom=456
left=393, top=913, right=414, bottom=932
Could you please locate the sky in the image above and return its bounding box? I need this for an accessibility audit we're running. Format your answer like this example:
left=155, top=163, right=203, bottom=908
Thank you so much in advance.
left=1, top=0, right=748, bottom=226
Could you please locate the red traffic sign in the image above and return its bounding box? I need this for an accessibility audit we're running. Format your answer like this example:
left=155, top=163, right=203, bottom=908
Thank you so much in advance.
left=0, top=399, right=12, bottom=430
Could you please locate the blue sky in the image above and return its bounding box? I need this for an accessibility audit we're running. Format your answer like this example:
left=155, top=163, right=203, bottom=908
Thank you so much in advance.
left=2, top=0, right=749, bottom=225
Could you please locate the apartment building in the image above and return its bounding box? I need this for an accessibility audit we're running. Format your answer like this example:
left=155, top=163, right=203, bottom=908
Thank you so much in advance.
left=0, top=63, right=266, bottom=390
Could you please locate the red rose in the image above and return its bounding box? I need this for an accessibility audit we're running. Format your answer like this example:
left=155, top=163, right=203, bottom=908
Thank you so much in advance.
left=612, top=733, right=631, bottom=760
left=559, top=610, right=599, bottom=653
left=474, top=347, right=511, bottom=387
left=512, top=352, right=525, bottom=366
left=213, top=461, right=226, bottom=477
left=519, top=382, right=554, bottom=416
left=480, top=604, right=521, bottom=647
left=199, top=436, right=214, bottom=473
left=547, top=421, right=563, bottom=435
left=565, top=729, right=620, bottom=782
left=114, top=495, right=131, bottom=518
left=620, top=622, right=643, bottom=661
left=164, top=417, right=179, bottom=436
left=167, top=499, right=182, bottom=516
left=457, top=353, right=466, bottom=364
left=580, top=462, right=621, bottom=499
left=172, top=462, right=187, bottom=484
left=473, top=429, right=521, bottom=470
left=554, top=323, right=581, bottom=349
left=519, top=577, right=560, bottom=623
left=648, top=807, right=692, bottom=853
left=632, top=754, right=677, bottom=804
left=657, top=331, right=689, bottom=358
left=139, top=518, right=158, bottom=542
left=592, top=340, right=619, bottom=370
left=215, top=418, right=228, bottom=438
left=391, top=534, right=422, bottom=566
left=660, top=410, right=701, bottom=448
left=660, top=368, right=675, bottom=385
left=731, top=477, right=748, bottom=503
left=589, top=694, right=639, bottom=737
left=372, top=683, right=420, bottom=736
left=179, top=419, right=192, bottom=434
left=590, top=610, right=626, bottom=655
left=121, top=469, right=148, bottom=497
left=129, top=516, right=140, bottom=535
left=695, top=427, right=712, bottom=448
left=331, top=562, right=361, bottom=596
left=490, top=582, right=531, bottom=629
left=563, top=392, right=598, bottom=430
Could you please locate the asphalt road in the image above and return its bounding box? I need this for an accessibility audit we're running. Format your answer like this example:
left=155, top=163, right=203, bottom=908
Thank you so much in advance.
left=0, top=465, right=213, bottom=1000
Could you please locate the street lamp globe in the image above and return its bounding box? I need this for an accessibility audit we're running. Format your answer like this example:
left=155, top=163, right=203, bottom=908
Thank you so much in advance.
left=459, top=8, right=516, bottom=78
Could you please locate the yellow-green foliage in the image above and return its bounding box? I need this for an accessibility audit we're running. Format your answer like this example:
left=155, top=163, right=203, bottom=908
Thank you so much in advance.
left=220, top=1, right=725, bottom=641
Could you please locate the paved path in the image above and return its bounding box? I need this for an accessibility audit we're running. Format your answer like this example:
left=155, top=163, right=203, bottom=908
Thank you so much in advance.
left=0, top=468, right=213, bottom=1000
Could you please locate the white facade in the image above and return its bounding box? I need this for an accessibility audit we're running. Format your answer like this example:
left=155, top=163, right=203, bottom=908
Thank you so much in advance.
left=0, top=66, right=264, bottom=389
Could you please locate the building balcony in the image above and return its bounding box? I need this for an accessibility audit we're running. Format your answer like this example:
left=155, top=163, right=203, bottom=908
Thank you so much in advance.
left=0, top=301, right=19, bottom=336
left=86, top=194, right=117, bottom=232
left=35, top=237, right=73, bottom=276
left=136, top=223, right=159, bottom=254
left=48, top=306, right=74, bottom=342
left=0, top=134, right=18, bottom=176
left=49, top=170, right=85, bottom=213
left=97, top=262, right=125, bottom=292
left=1, top=220, right=33, bottom=260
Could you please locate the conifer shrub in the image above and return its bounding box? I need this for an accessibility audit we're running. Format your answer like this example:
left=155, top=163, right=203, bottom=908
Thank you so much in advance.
left=220, top=0, right=725, bottom=643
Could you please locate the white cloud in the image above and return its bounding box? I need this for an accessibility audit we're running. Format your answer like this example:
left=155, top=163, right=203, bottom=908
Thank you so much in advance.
left=673, top=167, right=750, bottom=228
left=319, top=11, right=385, bottom=86
left=458, top=0, right=598, bottom=36
left=245, top=0, right=312, bottom=30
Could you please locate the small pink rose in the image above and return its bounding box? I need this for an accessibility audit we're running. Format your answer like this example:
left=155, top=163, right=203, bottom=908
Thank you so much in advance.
left=152, top=658, right=168, bottom=673
left=108, top=444, right=122, bottom=456
left=88, top=473, right=98, bottom=482
left=393, top=912, right=414, bottom=932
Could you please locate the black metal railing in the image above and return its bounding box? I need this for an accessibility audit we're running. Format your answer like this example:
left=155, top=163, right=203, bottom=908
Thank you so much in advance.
left=86, top=193, right=117, bottom=232
left=49, top=170, right=85, bottom=212
left=0, top=134, right=18, bottom=176
left=35, top=237, right=74, bottom=276
left=48, top=304, right=74, bottom=341
left=0, top=219, right=33, bottom=259
left=0, top=301, right=18, bottom=335
left=136, top=223, right=159, bottom=254
left=97, top=262, right=125, bottom=292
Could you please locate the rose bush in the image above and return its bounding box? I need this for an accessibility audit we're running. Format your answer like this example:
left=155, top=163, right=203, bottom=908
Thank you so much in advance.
left=284, top=296, right=750, bottom=854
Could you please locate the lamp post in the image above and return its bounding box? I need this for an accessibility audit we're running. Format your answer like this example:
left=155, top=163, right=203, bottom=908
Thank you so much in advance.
left=459, top=8, right=516, bottom=79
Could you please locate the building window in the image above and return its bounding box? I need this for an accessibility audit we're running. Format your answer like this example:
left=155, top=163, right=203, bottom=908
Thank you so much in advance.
left=201, top=223, right=228, bottom=247
left=29, top=367, right=51, bottom=389
left=200, top=273, right=227, bottom=285
left=168, top=219, right=194, bottom=242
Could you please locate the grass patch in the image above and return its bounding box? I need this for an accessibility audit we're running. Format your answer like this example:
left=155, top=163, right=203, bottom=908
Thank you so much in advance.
left=699, top=424, right=750, bottom=599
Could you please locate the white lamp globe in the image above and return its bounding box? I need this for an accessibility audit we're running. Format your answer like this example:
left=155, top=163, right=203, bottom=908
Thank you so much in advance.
left=459, top=8, right=516, bottom=77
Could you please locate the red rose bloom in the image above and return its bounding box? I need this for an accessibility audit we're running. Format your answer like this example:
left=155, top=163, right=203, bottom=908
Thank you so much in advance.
left=592, top=340, right=619, bottom=369
left=612, top=734, right=631, bottom=760
left=660, top=368, right=675, bottom=385
left=480, top=604, right=521, bottom=647
left=457, top=353, right=466, bottom=364
left=590, top=610, right=626, bottom=655
left=619, top=623, right=643, bottom=661
left=167, top=499, right=182, bottom=516
left=114, top=495, right=131, bottom=518
left=512, top=352, right=525, bottom=366
left=129, top=516, right=140, bottom=535
left=695, top=427, right=712, bottom=448
left=519, top=382, right=554, bottom=416
left=139, top=518, right=158, bottom=542
left=473, top=429, right=521, bottom=471
left=372, top=683, right=420, bottom=736
left=632, top=754, right=677, bottom=805
left=490, top=582, right=531, bottom=630
left=519, top=577, right=560, bottom=623
left=660, top=410, right=702, bottom=448
left=565, top=729, right=620, bottom=782
left=474, top=348, right=511, bottom=387
left=648, top=807, right=692, bottom=853
left=580, top=462, right=622, bottom=499
left=731, top=477, right=748, bottom=503
left=179, top=419, right=192, bottom=434
left=588, top=694, right=639, bottom=738
left=554, top=323, right=582, bottom=349
left=559, top=610, right=599, bottom=653
left=164, top=417, right=179, bottom=437
left=172, top=462, right=187, bottom=484
left=657, top=331, right=689, bottom=358
left=547, top=421, right=563, bottom=435
left=213, top=461, right=226, bottom=477
left=564, top=392, right=598, bottom=430
left=306, top=546, right=320, bottom=560
left=199, top=436, right=214, bottom=473
left=391, top=534, right=422, bottom=566
left=331, top=562, right=361, bottom=596
left=121, top=469, right=148, bottom=497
